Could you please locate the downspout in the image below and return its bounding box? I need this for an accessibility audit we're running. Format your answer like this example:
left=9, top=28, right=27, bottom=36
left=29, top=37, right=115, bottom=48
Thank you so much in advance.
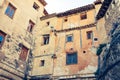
left=79, top=13, right=82, bottom=48
left=80, top=30, right=82, bottom=48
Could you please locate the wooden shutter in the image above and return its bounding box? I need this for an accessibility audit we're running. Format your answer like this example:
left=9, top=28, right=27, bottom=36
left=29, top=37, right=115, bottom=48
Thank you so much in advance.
left=19, top=45, right=28, bottom=61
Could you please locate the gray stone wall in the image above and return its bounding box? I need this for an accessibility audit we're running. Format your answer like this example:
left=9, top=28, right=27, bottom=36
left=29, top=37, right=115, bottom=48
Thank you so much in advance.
left=97, top=0, right=120, bottom=79
left=98, top=19, right=120, bottom=80
left=104, top=0, right=120, bottom=36
left=0, top=30, right=34, bottom=79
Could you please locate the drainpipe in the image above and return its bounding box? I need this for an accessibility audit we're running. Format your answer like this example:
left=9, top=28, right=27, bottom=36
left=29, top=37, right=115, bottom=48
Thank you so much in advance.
left=80, top=30, right=82, bottom=48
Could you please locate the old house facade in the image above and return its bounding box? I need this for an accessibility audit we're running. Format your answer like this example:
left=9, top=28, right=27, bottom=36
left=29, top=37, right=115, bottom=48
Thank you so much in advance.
left=0, top=0, right=111, bottom=80
left=0, top=0, right=47, bottom=79
left=96, top=0, right=120, bottom=79
left=31, top=0, right=102, bottom=79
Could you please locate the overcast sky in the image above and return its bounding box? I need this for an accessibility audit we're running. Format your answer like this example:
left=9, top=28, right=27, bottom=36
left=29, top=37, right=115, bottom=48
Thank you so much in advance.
left=45, top=0, right=95, bottom=14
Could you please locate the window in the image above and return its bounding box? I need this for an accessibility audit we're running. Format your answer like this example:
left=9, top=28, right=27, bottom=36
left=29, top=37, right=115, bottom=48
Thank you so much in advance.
left=86, top=31, right=93, bottom=39
left=40, top=60, right=45, bottom=66
left=27, top=20, right=35, bottom=32
left=19, top=45, right=28, bottom=61
left=0, top=30, right=6, bottom=48
left=5, top=3, right=16, bottom=18
left=105, top=13, right=109, bottom=19
left=43, top=34, right=50, bottom=45
left=43, top=9, right=48, bottom=15
left=80, top=12, right=87, bottom=20
left=66, top=52, right=78, bottom=65
left=46, top=21, right=50, bottom=26
left=83, top=50, right=86, bottom=54
left=66, top=34, right=73, bottom=42
left=94, top=38, right=98, bottom=41
left=33, top=2, right=39, bottom=10
left=64, top=17, right=68, bottom=22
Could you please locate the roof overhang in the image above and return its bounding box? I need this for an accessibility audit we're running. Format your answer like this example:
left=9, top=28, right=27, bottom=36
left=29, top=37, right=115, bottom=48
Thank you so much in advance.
left=57, top=4, right=95, bottom=17
left=96, top=0, right=112, bottom=20
left=94, top=0, right=102, bottom=5
left=40, top=13, right=56, bottom=20
left=38, top=0, right=47, bottom=6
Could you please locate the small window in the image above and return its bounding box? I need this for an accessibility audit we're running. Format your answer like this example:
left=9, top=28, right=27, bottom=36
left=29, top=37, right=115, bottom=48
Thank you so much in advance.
left=86, top=31, right=93, bottom=39
left=83, top=51, right=86, bottom=53
left=66, top=52, right=78, bottom=65
left=40, top=60, right=45, bottom=66
left=64, top=17, right=68, bottom=22
left=0, top=30, right=6, bottom=48
left=46, top=21, right=50, bottom=26
left=43, top=34, right=50, bottom=45
left=5, top=3, right=16, bottom=18
left=43, top=9, right=48, bottom=15
left=33, top=2, right=39, bottom=10
left=80, top=12, right=87, bottom=20
left=19, top=45, right=28, bottom=61
left=66, top=34, right=73, bottom=42
left=94, top=38, right=98, bottom=41
left=27, top=20, right=35, bottom=32
left=0, top=36, right=4, bottom=43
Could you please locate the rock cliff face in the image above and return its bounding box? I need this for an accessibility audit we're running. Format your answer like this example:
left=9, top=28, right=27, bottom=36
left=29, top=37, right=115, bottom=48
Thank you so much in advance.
left=97, top=19, right=120, bottom=80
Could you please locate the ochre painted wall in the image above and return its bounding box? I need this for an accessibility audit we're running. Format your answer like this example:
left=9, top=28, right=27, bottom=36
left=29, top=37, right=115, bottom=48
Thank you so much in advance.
left=32, top=3, right=101, bottom=78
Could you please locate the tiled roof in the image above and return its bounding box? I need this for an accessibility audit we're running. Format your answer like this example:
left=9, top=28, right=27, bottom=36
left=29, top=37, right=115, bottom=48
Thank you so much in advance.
left=40, top=4, right=96, bottom=20
left=57, top=4, right=95, bottom=17
left=40, top=13, right=56, bottom=20
left=94, top=0, right=102, bottom=5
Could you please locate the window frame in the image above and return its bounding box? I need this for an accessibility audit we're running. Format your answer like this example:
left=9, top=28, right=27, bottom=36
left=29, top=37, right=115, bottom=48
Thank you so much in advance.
left=43, top=34, right=50, bottom=45
left=40, top=60, right=45, bottom=67
left=66, top=34, right=73, bottom=42
left=5, top=3, right=16, bottom=19
left=86, top=31, right=93, bottom=39
left=66, top=52, right=78, bottom=65
left=33, top=2, right=39, bottom=11
left=27, top=20, right=35, bottom=33
left=80, top=12, right=87, bottom=20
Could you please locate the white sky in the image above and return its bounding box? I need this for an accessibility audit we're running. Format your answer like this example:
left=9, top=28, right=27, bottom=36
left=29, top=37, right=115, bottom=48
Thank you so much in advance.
left=45, top=0, right=95, bottom=14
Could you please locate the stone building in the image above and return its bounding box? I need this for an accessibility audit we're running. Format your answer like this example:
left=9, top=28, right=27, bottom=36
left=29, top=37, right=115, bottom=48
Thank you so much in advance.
left=96, top=0, right=120, bottom=79
left=0, top=0, right=47, bottom=79
left=31, top=0, right=102, bottom=79
left=0, top=0, right=107, bottom=80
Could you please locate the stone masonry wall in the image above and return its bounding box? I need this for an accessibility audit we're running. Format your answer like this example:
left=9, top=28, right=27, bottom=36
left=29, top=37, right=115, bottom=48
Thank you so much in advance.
left=104, top=0, right=120, bottom=35
left=0, top=0, right=45, bottom=79
left=98, top=18, right=120, bottom=80
left=97, top=0, right=120, bottom=79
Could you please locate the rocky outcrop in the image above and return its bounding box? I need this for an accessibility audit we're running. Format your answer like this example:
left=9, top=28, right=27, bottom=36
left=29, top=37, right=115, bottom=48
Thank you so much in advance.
left=97, top=19, right=120, bottom=80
